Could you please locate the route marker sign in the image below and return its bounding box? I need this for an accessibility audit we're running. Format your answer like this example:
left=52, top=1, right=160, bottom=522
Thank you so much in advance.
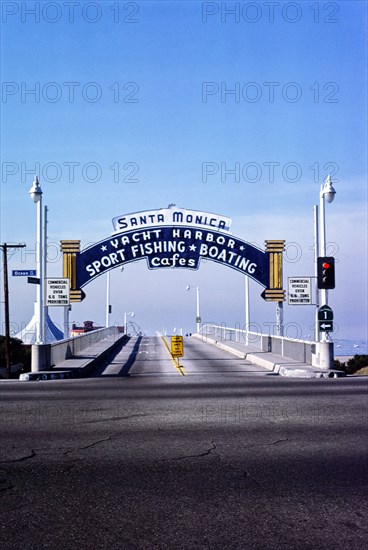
left=319, top=321, right=334, bottom=332
left=318, top=305, right=333, bottom=321
left=288, top=277, right=312, bottom=305
left=171, top=335, right=184, bottom=357
left=45, top=278, right=70, bottom=306
left=318, top=305, right=334, bottom=332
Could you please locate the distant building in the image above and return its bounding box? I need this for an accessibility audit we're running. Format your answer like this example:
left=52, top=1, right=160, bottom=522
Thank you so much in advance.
left=70, top=320, right=101, bottom=337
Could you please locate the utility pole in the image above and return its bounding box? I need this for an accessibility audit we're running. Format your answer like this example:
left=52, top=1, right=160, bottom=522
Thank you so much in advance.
left=1, top=243, right=26, bottom=378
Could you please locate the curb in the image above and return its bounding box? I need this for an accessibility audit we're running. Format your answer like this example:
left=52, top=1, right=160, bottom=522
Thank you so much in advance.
left=19, top=371, right=75, bottom=381
left=215, top=341, right=247, bottom=359
left=194, top=334, right=346, bottom=378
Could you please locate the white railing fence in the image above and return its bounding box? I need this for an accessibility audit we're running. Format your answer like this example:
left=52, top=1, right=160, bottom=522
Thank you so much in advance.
left=199, top=324, right=316, bottom=363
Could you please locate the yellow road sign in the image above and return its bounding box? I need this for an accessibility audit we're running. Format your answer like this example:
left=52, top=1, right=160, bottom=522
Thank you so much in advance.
left=171, top=335, right=184, bottom=357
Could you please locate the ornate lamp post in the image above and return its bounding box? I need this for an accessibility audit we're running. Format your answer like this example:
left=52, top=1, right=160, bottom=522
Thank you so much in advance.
left=28, top=176, right=44, bottom=344
left=186, top=285, right=201, bottom=333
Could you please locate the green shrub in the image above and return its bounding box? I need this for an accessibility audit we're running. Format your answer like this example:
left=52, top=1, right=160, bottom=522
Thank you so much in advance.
left=0, top=335, right=31, bottom=372
left=334, top=355, right=368, bottom=375
left=345, top=355, right=368, bottom=375
left=333, top=359, right=345, bottom=371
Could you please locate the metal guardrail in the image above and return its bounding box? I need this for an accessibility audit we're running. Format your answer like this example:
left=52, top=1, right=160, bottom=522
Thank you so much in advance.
left=199, top=324, right=316, bottom=363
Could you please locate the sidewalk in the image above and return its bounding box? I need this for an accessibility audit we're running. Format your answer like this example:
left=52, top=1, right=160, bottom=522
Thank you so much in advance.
left=193, top=334, right=345, bottom=378
left=19, top=334, right=127, bottom=381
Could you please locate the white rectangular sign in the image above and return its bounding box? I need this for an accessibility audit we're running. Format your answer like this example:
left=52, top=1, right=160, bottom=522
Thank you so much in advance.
left=288, top=277, right=312, bottom=305
left=112, top=207, right=232, bottom=234
left=45, top=278, right=70, bottom=306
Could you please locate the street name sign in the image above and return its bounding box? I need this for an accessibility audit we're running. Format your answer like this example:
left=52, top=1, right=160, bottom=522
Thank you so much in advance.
left=12, top=270, right=37, bottom=277
left=171, top=336, right=184, bottom=357
left=45, top=278, right=70, bottom=306
left=28, top=277, right=40, bottom=285
left=288, top=277, right=312, bottom=305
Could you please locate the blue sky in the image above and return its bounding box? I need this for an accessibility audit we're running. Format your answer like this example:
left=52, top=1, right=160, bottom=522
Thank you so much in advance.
left=1, top=1, right=367, bottom=341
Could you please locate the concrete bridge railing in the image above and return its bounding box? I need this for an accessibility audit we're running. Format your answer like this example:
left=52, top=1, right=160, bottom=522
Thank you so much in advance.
left=199, top=324, right=317, bottom=364
left=31, top=326, right=121, bottom=371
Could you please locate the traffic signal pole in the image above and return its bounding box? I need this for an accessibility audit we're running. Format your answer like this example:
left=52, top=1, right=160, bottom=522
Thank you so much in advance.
left=314, top=205, right=320, bottom=342
left=319, top=186, right=328, bottom=309
left=319, top=185, right=328, bottom=343
left=317, top=177, right=336, bottom=369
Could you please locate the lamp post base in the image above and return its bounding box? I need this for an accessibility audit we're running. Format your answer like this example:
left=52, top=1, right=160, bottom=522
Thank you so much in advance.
left=316, top=340, right=334, bottom=370
left=31, top=343, right=51, bottom=372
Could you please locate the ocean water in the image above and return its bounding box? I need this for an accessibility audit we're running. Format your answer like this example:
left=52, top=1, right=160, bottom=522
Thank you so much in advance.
left=333, top=339, right=368, bottom=357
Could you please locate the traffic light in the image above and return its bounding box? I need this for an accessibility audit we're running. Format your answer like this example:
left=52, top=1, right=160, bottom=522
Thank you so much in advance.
left=317, top=257, right=335, bottom=289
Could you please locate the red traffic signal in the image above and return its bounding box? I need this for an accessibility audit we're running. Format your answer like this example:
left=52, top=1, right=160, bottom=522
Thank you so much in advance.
left=317, top=257, right=335, bottom=289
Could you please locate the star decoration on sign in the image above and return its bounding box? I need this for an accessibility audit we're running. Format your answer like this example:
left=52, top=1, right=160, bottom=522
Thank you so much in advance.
left=239, top=245, right=245, bottom=251
left=189, top=244, right=197, bottom=251
left=101, top=245, right=107, bottom=251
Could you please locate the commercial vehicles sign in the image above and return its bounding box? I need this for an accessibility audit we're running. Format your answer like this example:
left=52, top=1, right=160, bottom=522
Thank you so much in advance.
left=45, top=278, right=70, bottom=306
left=288, top=277, right=312, bottom=305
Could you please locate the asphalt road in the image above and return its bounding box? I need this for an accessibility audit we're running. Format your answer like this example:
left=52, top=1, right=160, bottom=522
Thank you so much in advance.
left=94, top=335, right=273, bottom=377
left=1, top=336, right=367, bottom=549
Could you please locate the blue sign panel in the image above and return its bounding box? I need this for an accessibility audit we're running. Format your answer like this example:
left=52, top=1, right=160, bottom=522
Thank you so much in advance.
left=12, top=270, right=37, bottom=277
left=76, top=225, right=269, bottom=288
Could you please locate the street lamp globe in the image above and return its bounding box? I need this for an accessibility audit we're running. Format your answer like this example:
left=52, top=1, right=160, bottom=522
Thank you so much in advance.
left=321, top=174, right=336, bottom=204
left=28, top=175, right=43, bottom=203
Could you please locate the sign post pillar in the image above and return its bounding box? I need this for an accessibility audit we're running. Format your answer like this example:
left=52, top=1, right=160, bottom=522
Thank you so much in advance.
left=60, top=240, right=85, bottom=302
left=276, top=301, right=284, bottom=337
left=263, top=240, right=286, bottom=335
left=63, top=306, right=70, bottom=340
left=317, top=305, right=334, bottom=369
left=245, top=276, right=250, bottom=345
left=196, top=286, right=201, bottom=334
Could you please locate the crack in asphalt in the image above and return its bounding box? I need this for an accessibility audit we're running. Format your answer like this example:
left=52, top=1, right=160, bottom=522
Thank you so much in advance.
left=174, top=440, right=217, bottom=461
left=62, top=459, right=83, bottom=473
left=82, top=413, right=151, bottom=424
left=159, top=440, right=263, bottom=488
left=63, top=436, right=112, bottom=456
left=159, top=440, right=218, bottom=462
left=221, top=460, right=262, bottom=488
left=0, top=438, right=113, bottom=466
left=215, top=439, right=291, bottom=487
left=0, top=480, right=15, bottom=493
left=0, top=450, right=36, bottom=464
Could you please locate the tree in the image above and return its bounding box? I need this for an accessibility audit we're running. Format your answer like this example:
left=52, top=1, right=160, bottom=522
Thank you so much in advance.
left=0, top=335, right=30, bottom=370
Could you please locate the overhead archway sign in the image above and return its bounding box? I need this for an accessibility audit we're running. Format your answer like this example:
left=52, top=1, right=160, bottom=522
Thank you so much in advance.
left=60, top=207, right=285, bottom=302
